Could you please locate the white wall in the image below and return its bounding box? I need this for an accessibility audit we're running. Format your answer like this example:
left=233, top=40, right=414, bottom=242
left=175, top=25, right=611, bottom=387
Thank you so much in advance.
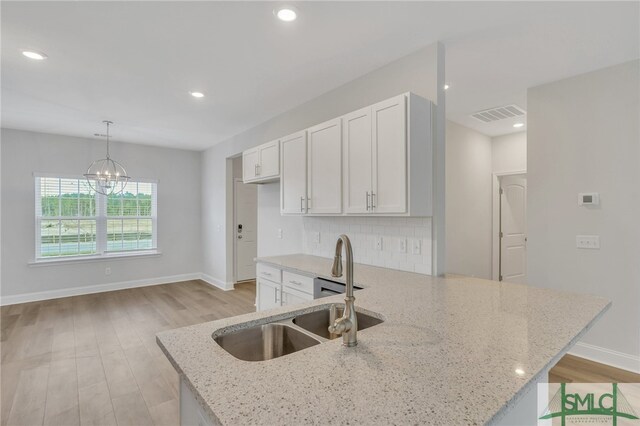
left=1, top=128, right=202, bottom=300
left=201, top=43, right=441, bottom=285
left=257, top=183, right=303, bottom=257
left=527, top=60, right=640, bottom=371
left=492, top=132, right=527, bottom=174
left=445, top=121, right=493, bottom=279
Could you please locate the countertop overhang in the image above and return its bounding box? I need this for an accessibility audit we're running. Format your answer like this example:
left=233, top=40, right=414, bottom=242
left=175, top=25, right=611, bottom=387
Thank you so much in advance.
left=156, top=254, right=610, bottom=425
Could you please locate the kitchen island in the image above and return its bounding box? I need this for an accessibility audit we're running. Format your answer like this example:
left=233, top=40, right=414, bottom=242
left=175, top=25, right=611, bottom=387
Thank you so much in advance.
left=156, top=254, right=610, bottom=425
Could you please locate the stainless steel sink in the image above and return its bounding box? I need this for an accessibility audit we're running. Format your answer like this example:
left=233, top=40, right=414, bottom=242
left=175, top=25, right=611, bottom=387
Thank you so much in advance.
left=214, top=323, right=320, bottom=362
left=293, top=306, right=384, bottom=340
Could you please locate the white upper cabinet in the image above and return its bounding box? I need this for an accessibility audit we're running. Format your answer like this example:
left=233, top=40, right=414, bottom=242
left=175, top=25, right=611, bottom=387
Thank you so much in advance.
left=343, top=93, right=433, bottom=216
left=307, top=118, right=342, bottom=214
left=343, top=106, right=373, bottom=214
left=242, top=148, right=260, bottom=182
left=280, top=131, right=308, bottom=214
left=371, top=95, right=407, bottom=214
left=242, top=140, right=280, bottom=183
left=277, top=92, right=432, bottom=217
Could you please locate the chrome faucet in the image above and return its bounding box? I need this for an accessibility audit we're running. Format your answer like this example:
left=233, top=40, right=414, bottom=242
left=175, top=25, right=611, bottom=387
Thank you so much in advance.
left=328, top=234, right=358, bottom=347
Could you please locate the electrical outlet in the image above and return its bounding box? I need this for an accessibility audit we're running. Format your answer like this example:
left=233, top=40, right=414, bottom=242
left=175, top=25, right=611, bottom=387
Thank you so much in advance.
left=312, top=232, right=321, bottom=244
left=576, top=235, right=600, bottom=249
left=412, top=239, right=421, bottom=255
left=375, top=237, right=383, bottom=251
left=277, top=228, right=283, bottom=239
left=399, top=238, right=407, bottom=253
left=105, top=267, right=111, bottom=276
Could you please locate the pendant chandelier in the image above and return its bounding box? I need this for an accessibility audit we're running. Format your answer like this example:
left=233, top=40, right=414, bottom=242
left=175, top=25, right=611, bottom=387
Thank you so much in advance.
left=84, top=120, right=130, bottom=196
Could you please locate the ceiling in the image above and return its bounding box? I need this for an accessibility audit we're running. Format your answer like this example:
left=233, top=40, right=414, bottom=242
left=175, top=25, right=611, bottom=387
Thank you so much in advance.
left=2, top=2, right=638, bottom=150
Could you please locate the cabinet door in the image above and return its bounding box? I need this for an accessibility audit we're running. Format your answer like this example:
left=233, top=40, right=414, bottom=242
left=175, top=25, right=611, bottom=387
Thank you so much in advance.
left=280, top=131, right=308, bottom=214
left=259, top=140, right=280, bottom=179
left=281, top=286, right=313, bottom=307
left=242, top=148, right=260, bottom=182
left=372, top=94, right=407, bottom=213
left=343, top=107, right=373, bottom=214
left=257, top=279, right=281, bottom=312
left=307, top=118, right=342, bottom=214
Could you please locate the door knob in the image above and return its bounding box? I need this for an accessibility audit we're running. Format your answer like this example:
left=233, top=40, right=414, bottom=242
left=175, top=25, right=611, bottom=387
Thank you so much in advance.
left=237, top=235, right=243, bottom=239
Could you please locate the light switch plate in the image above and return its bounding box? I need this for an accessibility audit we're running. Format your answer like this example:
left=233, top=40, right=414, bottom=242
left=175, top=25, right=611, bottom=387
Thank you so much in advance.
left=312, top=231, right=320, bottom=244
left=277, top=228, right=283, bottom=239
left=375, top=237, right=383, bottom=251
left=576, top=235, right=600, bottom=249
left=412, top=239, right=421, bottom=255
left=399, top=238, right=407, bottom=253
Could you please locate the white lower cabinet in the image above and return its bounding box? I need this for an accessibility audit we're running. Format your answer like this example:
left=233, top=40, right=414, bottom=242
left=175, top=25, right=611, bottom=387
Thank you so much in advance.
left=282, top=286, right=313, bottom=307
left=180, top=378, right=213, bottom=426
left=256, top=264, right=314, bottom=311
left=257, top=278, right=281, bottom=311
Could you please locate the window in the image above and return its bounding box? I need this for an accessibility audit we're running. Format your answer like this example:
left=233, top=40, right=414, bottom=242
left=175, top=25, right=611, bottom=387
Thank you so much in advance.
left=35, top=175, right=157, bottom=260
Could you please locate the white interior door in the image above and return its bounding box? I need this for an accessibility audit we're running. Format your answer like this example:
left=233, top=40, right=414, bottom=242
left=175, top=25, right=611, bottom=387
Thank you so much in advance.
left=307, top=118, right=342, bottom=214
left=234, top=178, right=257, bottom=282
left=343, top=107, right=372, bottom=214
left=372, top=94, right=407, bottom=213
left=500, top=174, right=527, bottom=283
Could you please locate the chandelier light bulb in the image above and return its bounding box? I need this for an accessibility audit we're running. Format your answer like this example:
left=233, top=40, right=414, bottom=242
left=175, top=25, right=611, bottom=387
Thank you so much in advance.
left=84, top=121, right=131, bottom=196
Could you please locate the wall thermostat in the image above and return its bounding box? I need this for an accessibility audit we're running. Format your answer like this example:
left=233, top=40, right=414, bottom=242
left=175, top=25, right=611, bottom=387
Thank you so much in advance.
left=578, top=192, right=600, bottom=206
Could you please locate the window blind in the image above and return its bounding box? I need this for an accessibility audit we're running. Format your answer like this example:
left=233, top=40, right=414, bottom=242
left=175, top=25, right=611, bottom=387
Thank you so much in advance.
left=34, top=175, right=157, bottom=259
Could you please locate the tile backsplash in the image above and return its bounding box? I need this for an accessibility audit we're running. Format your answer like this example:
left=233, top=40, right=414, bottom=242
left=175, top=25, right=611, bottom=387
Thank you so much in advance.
left=302, top=216, right=432, bottom=275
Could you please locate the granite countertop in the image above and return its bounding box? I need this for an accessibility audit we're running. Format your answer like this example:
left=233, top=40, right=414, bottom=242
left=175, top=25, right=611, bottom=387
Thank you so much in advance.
left=156, top=254, right=610, bottom=425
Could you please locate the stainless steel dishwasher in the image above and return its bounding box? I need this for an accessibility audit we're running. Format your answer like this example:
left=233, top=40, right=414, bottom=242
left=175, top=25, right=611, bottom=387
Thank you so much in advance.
left=313, top=277, right=363, bottom=299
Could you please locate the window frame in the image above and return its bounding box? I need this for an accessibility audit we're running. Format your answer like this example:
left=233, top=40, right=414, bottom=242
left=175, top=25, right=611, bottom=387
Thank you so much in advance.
left=34, top=173, right=158, bottom=262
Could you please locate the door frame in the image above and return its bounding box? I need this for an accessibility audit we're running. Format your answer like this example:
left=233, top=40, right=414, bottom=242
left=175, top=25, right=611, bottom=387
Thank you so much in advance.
left=492, top=170, right=526, bottom=281
left=233, top=177, right=257, bottom=283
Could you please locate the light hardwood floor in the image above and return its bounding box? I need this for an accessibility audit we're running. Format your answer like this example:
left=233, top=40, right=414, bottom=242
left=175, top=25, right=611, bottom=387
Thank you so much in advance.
left=549, top=353, right=640, bottom=383
left=2, top=280, right=638, bottom=426
left=1, top=280, right=256, bottom=426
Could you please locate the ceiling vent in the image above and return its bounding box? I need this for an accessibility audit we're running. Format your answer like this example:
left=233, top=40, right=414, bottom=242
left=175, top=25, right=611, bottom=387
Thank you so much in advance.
left=470, top=104, right=526, bottom=123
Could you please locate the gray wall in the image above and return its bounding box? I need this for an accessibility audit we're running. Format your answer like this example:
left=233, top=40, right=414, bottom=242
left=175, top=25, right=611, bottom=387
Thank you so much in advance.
left=201, top=43, right=440, bottom=285
left=1, top=128, right=202, bottom=298
left=445, top=121, right=493, bottom=279
left=492, top=132, right=526, bottom=174
left=528, top=60, right=640, bottom=368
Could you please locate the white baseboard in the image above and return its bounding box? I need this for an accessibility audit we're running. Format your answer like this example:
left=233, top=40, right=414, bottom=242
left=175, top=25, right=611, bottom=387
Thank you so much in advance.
left=570, top=341, right=640, bottom=374
left=0, top=272, right=208, bottom=306
left=199, top=273, right=235, bottom=291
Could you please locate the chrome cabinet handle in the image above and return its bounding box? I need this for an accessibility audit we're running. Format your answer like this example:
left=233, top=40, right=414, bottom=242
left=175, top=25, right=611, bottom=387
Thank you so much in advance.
left=300, top=196, right=304, bottom=212
left=275, top=288, right=280, bottom=304
left=366, top=192, right=370, bottom=211
left=262, top=271, right=272, bottom=276
left=289, top=280, right=302, bottom=286
left=256, top=164, right=261, bottom=175
left=371, top=192, right=376, bottom=209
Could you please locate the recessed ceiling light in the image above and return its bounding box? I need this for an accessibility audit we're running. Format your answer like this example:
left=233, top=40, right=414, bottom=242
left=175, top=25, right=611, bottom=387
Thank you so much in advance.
left=513, top=123, right=524, bottom=128
left=275, top=7, right=297, bottom=22
left=444, top=84, right=450, bottom=90
left=515, top=368, right=525, bottom=376
left=190, top=92, right=205, bottom=98
left=22, top=50, right=47, bottom=60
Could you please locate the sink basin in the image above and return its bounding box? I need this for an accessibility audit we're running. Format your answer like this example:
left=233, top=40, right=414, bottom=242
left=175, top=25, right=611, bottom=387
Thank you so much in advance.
left=214, top=323, right=320, bottom=362
left=293, top=306, right=384, bottom=340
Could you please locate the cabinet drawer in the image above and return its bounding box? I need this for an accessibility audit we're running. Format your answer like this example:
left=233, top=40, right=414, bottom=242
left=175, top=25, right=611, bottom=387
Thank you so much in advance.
left=282, top=271, right=314, bottom=294
left=257, top=264, right=282, bottom=283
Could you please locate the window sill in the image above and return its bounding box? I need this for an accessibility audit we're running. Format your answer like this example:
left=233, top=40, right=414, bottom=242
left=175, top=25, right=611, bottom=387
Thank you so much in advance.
left=28, top=250, right=162, bottom=267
